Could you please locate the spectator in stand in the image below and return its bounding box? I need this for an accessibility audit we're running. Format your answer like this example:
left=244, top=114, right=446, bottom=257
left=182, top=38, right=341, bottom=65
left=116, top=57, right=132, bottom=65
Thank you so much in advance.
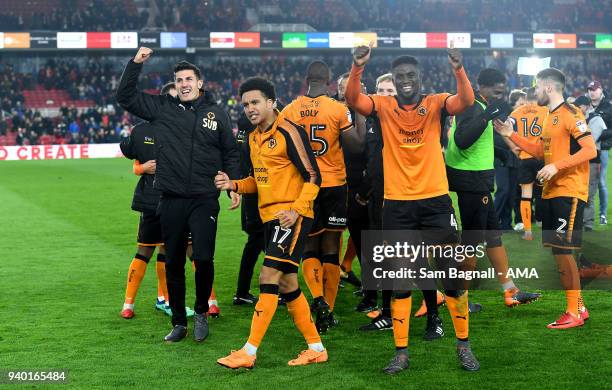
left=1, top=52, right=610, bottom=145
left=1, top=0, right=609, bottom=33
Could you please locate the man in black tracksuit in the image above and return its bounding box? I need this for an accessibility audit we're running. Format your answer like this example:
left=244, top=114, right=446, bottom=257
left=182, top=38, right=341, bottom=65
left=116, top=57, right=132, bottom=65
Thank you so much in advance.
left=233, top=111, right=264, bottom=305
left=117, top=47, right=240, bottom=343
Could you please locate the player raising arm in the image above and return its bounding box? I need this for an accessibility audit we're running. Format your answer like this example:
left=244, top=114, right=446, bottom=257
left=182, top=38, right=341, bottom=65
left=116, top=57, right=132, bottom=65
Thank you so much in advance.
left=344, top=42, right=478, bottom=374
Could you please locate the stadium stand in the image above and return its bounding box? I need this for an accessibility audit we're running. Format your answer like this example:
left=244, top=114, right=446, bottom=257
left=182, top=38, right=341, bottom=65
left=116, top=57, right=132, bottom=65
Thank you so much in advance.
left=1, top=0, right=609, bottom=32
left=1, top=51, right=610, bottom=145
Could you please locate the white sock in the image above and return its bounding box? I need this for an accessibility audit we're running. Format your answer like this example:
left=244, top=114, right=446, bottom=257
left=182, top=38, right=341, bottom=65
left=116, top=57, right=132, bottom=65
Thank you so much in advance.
left=308, top=342, right=325, bottom=352
left=243, top=342, right=258, bottom=356
left=123, top=303, right=134, bottom=310
left=502, top=280, right=516, bottom=291
left=157, top=296, right=165, bottom=302
left=208, top=299, right=218, bottom=306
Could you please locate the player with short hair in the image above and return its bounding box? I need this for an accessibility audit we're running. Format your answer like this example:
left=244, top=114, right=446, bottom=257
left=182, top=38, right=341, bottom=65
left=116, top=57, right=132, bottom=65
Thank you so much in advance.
left=120, top=82, right=224, bottom=319
left=119, top=82, right=193, bottom=319
left=117, top=48, right=240, bottom=343
left=446, top=68, right=541, bottom=309
left=280, top=61, right=362, bottom=332
left=375, top=73, right=396, bottom=96
left=357, top=71, right=398, bottom=331
left=495, top=68, right=597, bottom=329
left=346, top=42, right=479, bottom=373
left=215, top=77, right=327, bottom=369
left=510, top=87, right=548, bottom=240
left=336, top=71, right=366, bottom=290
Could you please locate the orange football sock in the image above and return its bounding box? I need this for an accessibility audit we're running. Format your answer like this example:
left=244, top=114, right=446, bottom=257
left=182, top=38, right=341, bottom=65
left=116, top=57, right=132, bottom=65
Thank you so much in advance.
left=554, top=254, right=581, bottom=316
left=287, top=291, right=321, bottom=344
left=302, top=258, right=323, bottom=298
left=391, top=296, right=412, bottom=348
left=322, top=262, right=341, bottom=312
left=520, top=198, right=532, bottom=232
left=125, top=256, right=148, bottom=305
left=246, top=291, right=279, bottom=348
left=341, top=236, right=356, bottom=272
left=155, top=260, right=168, bottom=303
left=446, top=292, right=469, bottom=339
left=565, top=290, right=581, bottom=317
left=209, top=288, right=217, bottom=301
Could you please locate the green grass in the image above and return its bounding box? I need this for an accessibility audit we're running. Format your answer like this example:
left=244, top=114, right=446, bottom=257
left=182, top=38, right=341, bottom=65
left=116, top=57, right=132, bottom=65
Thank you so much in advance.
left=0, top=158, right=610, bottom=389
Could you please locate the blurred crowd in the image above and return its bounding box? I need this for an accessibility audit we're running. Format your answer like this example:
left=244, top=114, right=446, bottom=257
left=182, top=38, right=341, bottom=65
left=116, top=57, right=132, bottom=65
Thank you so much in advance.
left=1, top=0, right=609, bottom=32
left=1, top=51, right=610, bottom=145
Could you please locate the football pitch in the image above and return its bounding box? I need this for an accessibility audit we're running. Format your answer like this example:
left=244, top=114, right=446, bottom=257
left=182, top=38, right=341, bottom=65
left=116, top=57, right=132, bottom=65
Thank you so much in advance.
left=1, top=158, right=610, bottom=389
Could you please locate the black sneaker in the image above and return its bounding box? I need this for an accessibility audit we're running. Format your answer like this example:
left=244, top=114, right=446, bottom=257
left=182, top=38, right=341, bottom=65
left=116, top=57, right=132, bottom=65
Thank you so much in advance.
left=457, top=345, right=480, bottom=371
left=327, top=312, right=339, bottom=329
left=423, top=313, right=444, bottom=341
left=468, top=302, right=483, bottom=313
left=233, top=293, right=258, bottom=306
left=341, top=270, right=362, bottom=287
left=355, top=298, right=377, bottom=313
left=505, top=289, right=541, bottom=306
left=382, top=350, right=409, bottom=375
left=194, top=313, right=209, bottom=342
left=359, top=314, right=392, bottom=331
left=310, top=297, right=330, bottom=333
left=164, top=325, right=187, bottom=343
left=278, top=295, right=286, bottom=306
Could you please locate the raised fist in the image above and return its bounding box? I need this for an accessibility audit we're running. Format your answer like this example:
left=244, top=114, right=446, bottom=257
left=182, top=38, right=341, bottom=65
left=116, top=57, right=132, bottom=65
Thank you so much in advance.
left=352, top=41, right=374, bottom=67
left=134, top=47, right=153, bottom=64
left=447, top=41, right=463, bottom=70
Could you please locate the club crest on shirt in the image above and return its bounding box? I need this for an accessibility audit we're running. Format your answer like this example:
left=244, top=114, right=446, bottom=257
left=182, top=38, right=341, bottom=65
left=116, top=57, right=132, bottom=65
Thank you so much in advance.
left=576, top=120, right=587, bottom=133
left=268, top=137, right=277, bottom=149
left=418, top=106, right=427, bottom=116
left=552, top=116, right=559, bottom=125
left=144, top=136, right=154, bottom=145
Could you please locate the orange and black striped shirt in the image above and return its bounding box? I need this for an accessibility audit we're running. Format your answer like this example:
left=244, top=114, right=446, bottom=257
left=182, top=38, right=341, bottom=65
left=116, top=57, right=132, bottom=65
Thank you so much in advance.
left=233, top=115, right=321, bottom=222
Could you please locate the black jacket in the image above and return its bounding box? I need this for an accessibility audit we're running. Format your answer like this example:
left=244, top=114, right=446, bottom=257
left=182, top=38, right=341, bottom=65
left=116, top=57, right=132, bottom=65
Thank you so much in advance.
left=119, top=121, right=161, bottom=212
left=236, top=111, right=263, bottom=232
left=594, top=98, right=612, bottom=150
left=343, top=108, right=369, bottom=195
left=364, top=115, right=384, bottom=200
left=116, top=60, right=239, bottom=198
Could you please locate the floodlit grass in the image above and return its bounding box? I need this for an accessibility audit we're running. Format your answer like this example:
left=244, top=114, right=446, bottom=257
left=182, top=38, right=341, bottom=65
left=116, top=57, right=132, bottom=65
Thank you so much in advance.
left=0, top=158, right=610, bottom=389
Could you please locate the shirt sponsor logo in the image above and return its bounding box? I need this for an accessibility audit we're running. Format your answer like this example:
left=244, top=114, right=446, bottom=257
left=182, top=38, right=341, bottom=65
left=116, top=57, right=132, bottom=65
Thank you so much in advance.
left=328, top=216, right=347, bottom=225
left=576, top=120, right=587, bottom=133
